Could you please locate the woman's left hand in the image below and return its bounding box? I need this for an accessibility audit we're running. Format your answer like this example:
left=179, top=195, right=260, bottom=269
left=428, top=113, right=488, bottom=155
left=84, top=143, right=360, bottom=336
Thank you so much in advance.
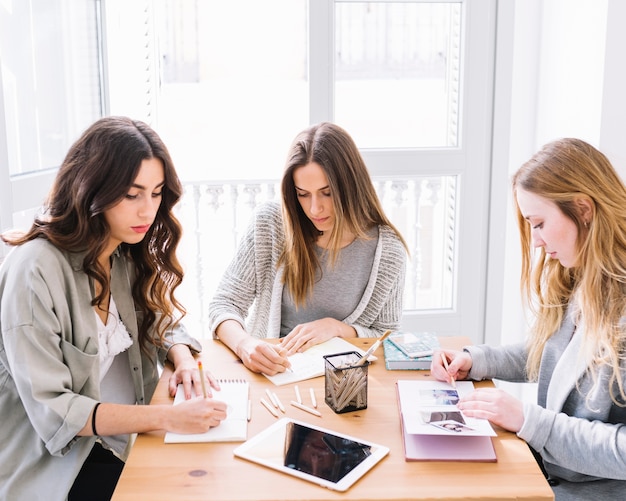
left=280, top=318, right=356, bottom=354
left=457, top=388, right=524, bottom=432
left=167, top=345, right=221, bottom=398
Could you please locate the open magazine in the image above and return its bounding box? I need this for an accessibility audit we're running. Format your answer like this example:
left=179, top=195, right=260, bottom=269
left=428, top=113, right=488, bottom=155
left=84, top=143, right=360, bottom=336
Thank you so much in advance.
left=395, top=379, right=497, bottom=462
left=397, top=380, right=496, bottom=437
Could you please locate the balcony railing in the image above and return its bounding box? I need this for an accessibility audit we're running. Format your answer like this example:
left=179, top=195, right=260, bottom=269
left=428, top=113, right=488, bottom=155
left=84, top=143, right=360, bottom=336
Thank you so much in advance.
left=175, top=175, right=457, bottom=338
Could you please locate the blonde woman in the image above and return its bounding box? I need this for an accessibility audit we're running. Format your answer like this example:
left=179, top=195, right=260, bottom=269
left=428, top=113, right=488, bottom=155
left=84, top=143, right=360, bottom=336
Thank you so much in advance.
left=209, top=122, right=408, bottom=375
left=433, top=138, right=626, bottom=499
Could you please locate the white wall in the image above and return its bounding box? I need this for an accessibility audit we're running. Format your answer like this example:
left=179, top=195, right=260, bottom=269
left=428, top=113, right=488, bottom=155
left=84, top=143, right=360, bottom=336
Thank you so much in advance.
left=599, top=0, right=626, bottom=174
left=535, top=0, right=607, bottom=147
left=489, top=0, right=625, bottom=348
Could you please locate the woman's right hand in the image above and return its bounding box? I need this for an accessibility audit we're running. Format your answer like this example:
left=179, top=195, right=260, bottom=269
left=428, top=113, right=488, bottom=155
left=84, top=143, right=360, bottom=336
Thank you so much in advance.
left=236, top=337, right=292, bottom=375
left=166, top=396, right=228, bottom=434
left=431, top=349, right=473, bottom=384
left=216, top=320, right=292, bottom=375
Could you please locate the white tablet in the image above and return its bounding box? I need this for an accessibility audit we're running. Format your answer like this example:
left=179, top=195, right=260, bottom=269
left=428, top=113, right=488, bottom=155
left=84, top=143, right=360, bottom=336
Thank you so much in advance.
left=233, top=418, right=389, bottom=492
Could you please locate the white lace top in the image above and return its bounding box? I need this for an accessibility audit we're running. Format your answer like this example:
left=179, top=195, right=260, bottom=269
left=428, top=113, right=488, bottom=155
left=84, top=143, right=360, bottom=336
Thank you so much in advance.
left=94, top=295, right=133, bottom=381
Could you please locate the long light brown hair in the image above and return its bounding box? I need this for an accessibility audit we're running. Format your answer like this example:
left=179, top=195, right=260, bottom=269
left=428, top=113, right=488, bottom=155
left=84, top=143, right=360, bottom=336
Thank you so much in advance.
left=513, top=138, right=626, bottom=403
left=279, top=122, right=408, bottom=306
left=2, top=116, right=185, bottom=351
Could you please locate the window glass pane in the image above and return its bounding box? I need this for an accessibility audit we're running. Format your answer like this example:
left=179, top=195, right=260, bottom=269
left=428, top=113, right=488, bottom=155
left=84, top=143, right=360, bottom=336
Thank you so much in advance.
left=378, top=175, right=456, bottom=311
left=335, top=2, right=461, bottom=148
left=0, top=0, right=102, bottom=176
left=174, top=172, right=456, bottom=336
left=155, top=0, right=309, bottom=181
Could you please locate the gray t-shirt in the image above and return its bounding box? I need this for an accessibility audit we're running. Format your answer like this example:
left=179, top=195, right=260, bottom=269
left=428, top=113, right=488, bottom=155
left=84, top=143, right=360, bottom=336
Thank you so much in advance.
left=280, top=227, right=379, bottom=337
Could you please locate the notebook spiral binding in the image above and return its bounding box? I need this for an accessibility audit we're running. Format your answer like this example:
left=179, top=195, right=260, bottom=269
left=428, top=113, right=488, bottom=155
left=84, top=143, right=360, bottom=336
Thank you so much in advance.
left=217, top=378, right=247, bottom=383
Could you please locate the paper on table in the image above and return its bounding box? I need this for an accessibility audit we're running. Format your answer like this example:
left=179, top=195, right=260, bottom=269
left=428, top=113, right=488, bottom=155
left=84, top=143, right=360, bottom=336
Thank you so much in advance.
left=164, top=380, right=249, bottom=443
left=396, top=380, right=496, bottom=437
left=264, top=337, right=377, bottom=386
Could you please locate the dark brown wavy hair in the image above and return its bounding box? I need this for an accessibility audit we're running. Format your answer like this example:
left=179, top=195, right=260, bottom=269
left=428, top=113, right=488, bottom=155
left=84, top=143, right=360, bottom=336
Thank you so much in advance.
left=1, top=116, right=185, bottom=351
left=279, top=122, right=408, bottom=306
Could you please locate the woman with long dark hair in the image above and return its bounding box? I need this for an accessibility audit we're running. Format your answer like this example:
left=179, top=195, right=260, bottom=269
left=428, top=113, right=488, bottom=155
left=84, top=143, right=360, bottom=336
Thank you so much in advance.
left=0, top=116, right=226, bottom=500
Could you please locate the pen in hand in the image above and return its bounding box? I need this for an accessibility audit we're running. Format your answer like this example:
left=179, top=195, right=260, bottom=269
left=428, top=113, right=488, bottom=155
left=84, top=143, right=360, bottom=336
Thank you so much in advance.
left=440, top=353, right=457, bottom=389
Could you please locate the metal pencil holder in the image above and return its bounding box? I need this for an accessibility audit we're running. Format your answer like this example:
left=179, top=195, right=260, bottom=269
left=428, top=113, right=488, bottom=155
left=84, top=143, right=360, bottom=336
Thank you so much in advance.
left=323, top=351, right=369, bottom=414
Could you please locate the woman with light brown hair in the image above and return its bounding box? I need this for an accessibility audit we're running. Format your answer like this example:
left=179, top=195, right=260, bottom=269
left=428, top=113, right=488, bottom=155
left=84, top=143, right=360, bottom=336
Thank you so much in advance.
left=209, top=122, right=408, bottom=375
left=432, top=138, right=626, bottom=499
left=0, top=116, right=226, bottom=500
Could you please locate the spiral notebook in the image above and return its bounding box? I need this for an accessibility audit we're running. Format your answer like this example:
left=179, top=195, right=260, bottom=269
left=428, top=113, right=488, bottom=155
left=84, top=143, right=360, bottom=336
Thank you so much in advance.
left=164, top=379, right=249, bottom=443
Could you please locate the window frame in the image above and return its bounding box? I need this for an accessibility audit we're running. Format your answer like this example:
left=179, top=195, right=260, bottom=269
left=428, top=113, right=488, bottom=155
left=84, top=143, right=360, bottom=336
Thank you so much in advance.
left=311, top=0, right=497, bottom=341
left=1, top=0, right=498, bottom=344
left=0, top=0, right=105, bottom=258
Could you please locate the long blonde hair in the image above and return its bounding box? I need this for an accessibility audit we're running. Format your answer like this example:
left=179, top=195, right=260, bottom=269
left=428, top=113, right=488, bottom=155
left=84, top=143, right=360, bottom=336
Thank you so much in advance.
left=279, top=122, right=408, bottom=306
left=513, top=138, right=626, bottom=403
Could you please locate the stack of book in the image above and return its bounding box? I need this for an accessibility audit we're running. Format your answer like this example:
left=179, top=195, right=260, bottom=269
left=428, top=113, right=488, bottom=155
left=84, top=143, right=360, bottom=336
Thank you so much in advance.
left=383, top=331, right=440, bottom=370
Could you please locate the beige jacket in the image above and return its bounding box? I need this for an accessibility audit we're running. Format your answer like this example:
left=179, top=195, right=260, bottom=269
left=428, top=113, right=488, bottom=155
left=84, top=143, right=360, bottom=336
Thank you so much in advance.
left=0, top=238, right=201, bottom=500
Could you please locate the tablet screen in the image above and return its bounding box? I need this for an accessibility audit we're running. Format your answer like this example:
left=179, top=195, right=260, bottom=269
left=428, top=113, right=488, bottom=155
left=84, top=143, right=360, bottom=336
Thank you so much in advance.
left=284, top=422, right=371, bottom=483
left=233, top=418, right=388, bottom=491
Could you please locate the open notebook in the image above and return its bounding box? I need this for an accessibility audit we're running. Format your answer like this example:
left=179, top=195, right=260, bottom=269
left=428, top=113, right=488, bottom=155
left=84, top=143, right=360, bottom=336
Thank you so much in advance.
left=165, top=379, right=249, bottom=443
left=264, top=337, right=377, bottom=386
left=396, top=380, right=497, bottom=462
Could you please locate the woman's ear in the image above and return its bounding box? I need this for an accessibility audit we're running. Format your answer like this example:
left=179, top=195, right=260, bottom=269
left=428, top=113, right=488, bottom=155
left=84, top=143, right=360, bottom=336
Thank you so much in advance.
left=574, top=195, right=594, bottom=225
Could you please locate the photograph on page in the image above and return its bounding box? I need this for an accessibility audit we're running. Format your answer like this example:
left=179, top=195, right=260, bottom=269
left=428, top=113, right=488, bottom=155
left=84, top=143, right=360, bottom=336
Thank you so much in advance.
left=396, top=380, right=496, bottom=437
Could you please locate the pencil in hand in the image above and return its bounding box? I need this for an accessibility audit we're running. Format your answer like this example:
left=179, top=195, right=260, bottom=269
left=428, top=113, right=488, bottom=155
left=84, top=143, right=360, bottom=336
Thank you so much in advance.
left=274, top=344, right=293, bottom=373
left=440, top=352, right=457, bottom=389
left=197, top=360, right=208, bottom=398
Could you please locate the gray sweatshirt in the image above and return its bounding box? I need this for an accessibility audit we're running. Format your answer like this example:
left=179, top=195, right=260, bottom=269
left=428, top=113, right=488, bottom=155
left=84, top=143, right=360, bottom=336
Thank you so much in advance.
left=466, top=308, right=626, bottom=500
left=208, top=202, right=407, bottom=339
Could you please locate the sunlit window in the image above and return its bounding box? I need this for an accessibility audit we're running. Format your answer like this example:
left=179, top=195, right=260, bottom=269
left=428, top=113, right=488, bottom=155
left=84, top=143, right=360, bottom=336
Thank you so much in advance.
left=154, top=1, right=461, bottom=182
left=0, top=0, right=102, bottom=176
left=0, top=0, right=102, bottom=230
left=155, top=0, right=308, bottom=182
left=148, top=1, right=468, bottom=335
left=1, top=0, right=496, bottom=338
left=335, top=2, right=460, bottom=148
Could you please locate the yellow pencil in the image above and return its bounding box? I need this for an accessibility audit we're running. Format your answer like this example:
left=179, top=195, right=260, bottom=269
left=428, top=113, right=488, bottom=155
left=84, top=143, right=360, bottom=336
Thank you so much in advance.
left=197, top=360, right=208, bottom=398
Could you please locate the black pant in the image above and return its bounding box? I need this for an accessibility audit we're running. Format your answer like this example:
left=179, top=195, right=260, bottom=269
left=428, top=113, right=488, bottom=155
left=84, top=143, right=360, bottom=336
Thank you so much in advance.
left=68, top=442, right=125, bottom=501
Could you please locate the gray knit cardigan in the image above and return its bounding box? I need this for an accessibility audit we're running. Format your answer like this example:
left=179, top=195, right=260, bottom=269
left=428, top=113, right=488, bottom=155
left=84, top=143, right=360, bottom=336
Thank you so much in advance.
left=208, top=202, right=407, bottom=339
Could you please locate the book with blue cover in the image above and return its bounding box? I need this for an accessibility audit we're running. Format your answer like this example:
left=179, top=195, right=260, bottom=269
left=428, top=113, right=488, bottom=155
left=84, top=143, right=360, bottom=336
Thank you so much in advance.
left=383, top=332, right=440, bottom=370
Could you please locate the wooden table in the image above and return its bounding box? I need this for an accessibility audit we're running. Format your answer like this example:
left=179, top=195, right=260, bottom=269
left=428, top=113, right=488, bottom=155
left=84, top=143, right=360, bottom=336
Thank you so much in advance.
left=112, top=337, right=554, bottom=500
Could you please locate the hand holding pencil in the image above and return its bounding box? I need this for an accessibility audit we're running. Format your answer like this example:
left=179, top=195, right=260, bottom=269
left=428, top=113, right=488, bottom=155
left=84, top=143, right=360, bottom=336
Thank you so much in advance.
left=431, top=350, right=473, bottom=386
left=233, top=336, right=292, bottom=375
left=440, top=353, right=456, bottom=389
left=168, top=353, right=220, bottom=399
